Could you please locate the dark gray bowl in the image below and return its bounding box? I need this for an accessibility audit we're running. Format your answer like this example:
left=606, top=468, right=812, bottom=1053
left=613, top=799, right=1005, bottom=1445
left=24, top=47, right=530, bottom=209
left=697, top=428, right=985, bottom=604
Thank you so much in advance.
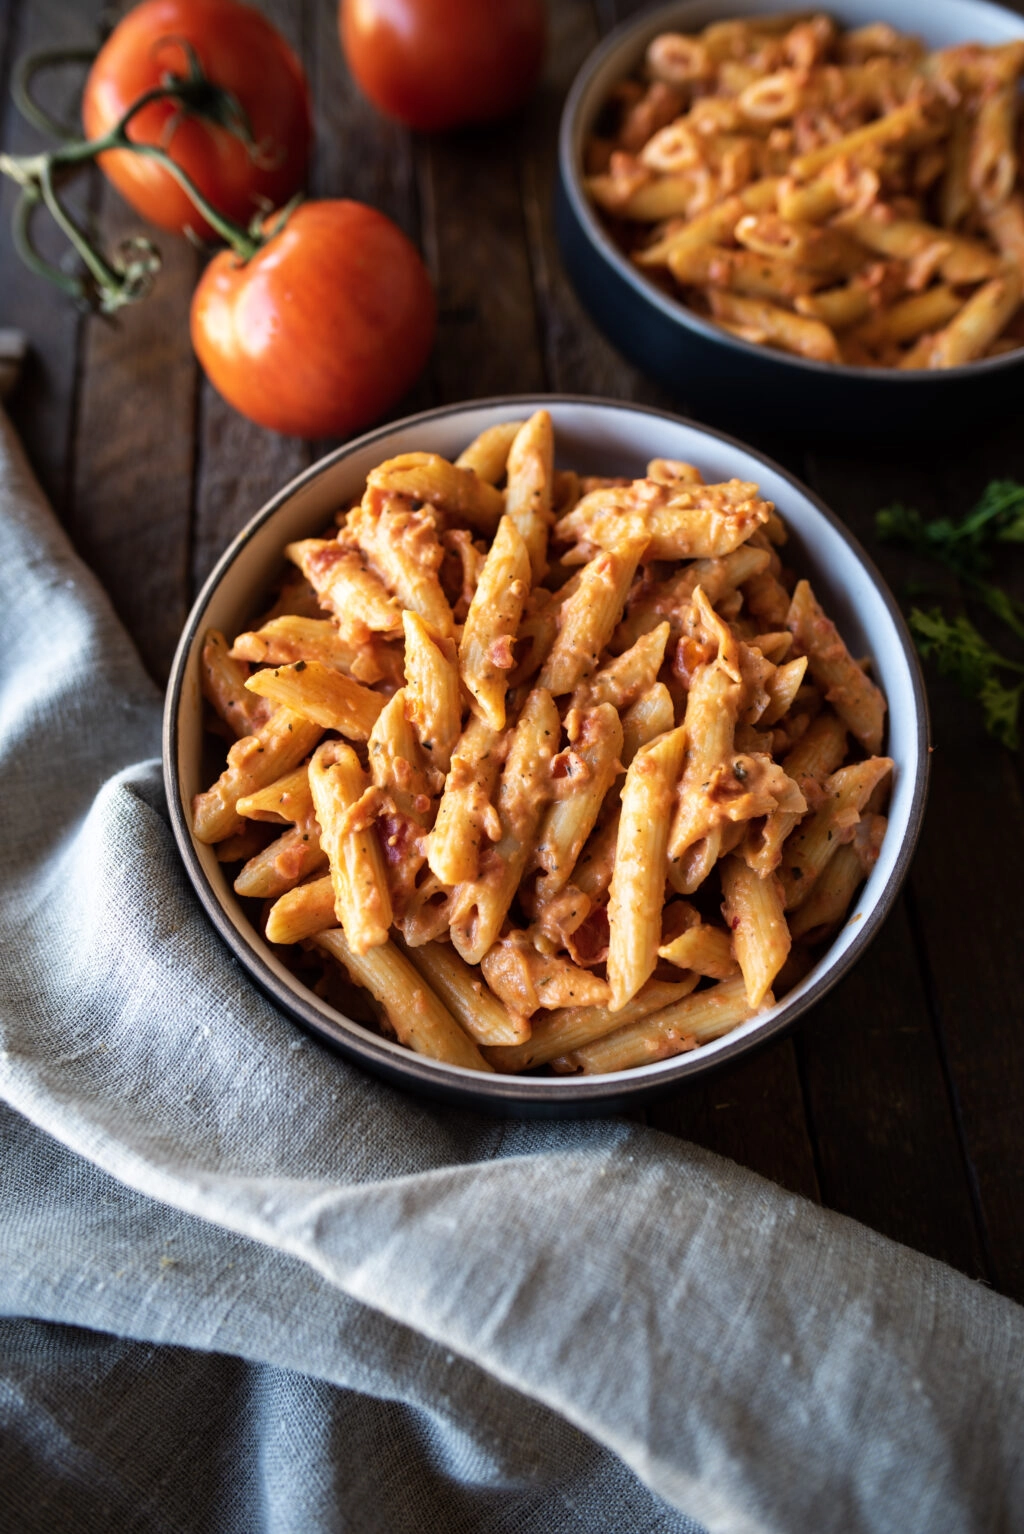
left=164, top=396, right=929, bottom=1116
left=557, top=0, right=1024, bottom=438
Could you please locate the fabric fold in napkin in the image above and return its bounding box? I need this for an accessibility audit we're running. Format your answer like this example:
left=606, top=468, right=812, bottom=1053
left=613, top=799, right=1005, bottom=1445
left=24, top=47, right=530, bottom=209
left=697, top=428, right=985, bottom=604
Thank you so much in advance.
left=1, top=406, right=1022, bottom=1534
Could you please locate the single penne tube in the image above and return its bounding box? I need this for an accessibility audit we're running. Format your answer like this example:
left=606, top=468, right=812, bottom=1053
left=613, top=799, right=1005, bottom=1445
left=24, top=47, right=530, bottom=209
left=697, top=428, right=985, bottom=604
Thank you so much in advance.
left=666, top=660, right=742, bottom=892
left=613, top=545, right=770, bottom=649
left=572, top=810, right=620, bottom=899
left=366, top=452, right=505, bottom=534
left=927, top=267, right=1023, bottom=368
left=234, top=824, right=328, bottom=900
left=285, top=538, right=403, bottom=642
left=621, top=682, right=675, bottom=766
left=459, top=515, right=531, bottom=729
left=634, top=193, right=747, bottom=268
left=367, top=690, right=433, bottom=909
left=505, top=409, right=554, bottom=582
left=589, top=170, right=706, bottom=222
left=575, top=623, right=670, bottom=711
left=760, top=654, right=808, bottom=725
left=790, top=99, right=943, bottom=180
left=786, top=579, right=886, bottom=753
left=403, top=610, right=462, bottom=775
left=313, top=930, right=493, bottom=1072
left=236, top=765, right=313, bottom=824
left=940, top=103, right=973, bottom=230
left=192, top=708, right=324, bottom=845
left=969, top=83, right=1017, bottom=213
left=484, top=978, right=697, bottom=1073
left=780, top=756, right=894, bottom=909
left=245, top=660, right=385, bottom=740
left=534, top=703, right=624, bottom=898
left=607, top=723, right=688, bottom=1010
left=265, top=873, right=336, bottom=944
left=555, top=973, right=762, bottom=1074
left=539, top=540, right=646, bottom=695
left=450, top=688, right=560, bottom=964
left=839, top=211, right=1000, bottom=285
left=744, top=709, right=847, bottom=876
left=668, top=242, right=822, bottom=302
left=308, top=740, right=393, bottom=954
left=230, top=615, right=403, bottom=688
left=481, top=932, right=611, bottom=1014
left=555, top=476, right=771, bottom=561
left=788, top=841, right=864, bottom=941
left=367, top=690, right=432, bottom=816
left=720, top=855, right=790, bottom=1006
left=709, top=290, right=841, bottom=363
left=397, top=937, right=529, bottom=1046
left=455, top=420, right=524, bottom=484
left=985, top=194, right=1024, bottom=280
left=850, top=284, right=964, bottom=349
left=794, top=280, right=875, bottom=330
left=733, top=212, right=864, bottom=276
left=658, top=922, right=738, bottom=979
left=201, top=628, right=271, bottom=738
left=427, top=715, right=505, bottom=886
left=352, top=492, right=454, bottom=639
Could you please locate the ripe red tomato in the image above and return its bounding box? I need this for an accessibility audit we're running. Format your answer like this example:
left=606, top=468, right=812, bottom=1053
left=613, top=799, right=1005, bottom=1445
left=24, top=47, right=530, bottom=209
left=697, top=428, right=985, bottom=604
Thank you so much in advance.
left=340, top=0, right=546, bottom=133
left=82, top=0, right=311, bottom=237
left=190, top=201, right=436, bottom=439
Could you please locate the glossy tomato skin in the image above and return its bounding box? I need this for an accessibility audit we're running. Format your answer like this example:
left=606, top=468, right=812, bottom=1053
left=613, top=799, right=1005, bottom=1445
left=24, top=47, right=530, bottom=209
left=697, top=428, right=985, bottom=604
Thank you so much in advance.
left=191, top=201, right=436, bottom=439
left=340, top=0, right=546, bottom=133
left=83, top=0, right=311, bottom=236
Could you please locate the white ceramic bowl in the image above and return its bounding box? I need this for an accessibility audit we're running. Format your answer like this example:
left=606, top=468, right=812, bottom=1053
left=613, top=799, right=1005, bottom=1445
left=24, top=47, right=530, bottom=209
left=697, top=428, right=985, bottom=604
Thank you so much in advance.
left=164, top=397, right=929, bottom=1115
left=557, top=0, right=1024, bottom=436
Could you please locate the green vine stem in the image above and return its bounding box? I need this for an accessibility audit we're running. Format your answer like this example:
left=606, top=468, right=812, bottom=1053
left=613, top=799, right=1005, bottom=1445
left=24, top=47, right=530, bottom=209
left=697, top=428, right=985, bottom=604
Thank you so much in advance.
left=0, top=43, right=290, bottom=314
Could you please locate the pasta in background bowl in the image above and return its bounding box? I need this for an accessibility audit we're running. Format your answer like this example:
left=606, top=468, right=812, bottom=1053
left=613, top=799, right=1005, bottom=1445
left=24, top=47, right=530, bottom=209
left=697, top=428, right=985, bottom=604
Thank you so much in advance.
left=557, top=0, right=1024, bottom=435
left=164, top=398, right=928, bottom=1115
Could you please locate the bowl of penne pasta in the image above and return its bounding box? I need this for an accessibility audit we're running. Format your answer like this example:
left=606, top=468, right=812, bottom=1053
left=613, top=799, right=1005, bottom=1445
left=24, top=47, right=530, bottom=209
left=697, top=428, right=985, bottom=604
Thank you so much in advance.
left=164, top=397, right=928, bottom=1113
left=557, top=0, right=1024, bottom=434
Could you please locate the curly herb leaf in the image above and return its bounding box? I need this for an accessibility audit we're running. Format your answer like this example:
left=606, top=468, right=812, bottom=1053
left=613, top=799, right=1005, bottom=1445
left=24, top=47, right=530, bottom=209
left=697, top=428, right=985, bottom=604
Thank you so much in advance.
left=979, top=676, right=1023, bottom=751
left=877, top=479, right=1024, bottom=574
left=908, top=607, right=1024, bottom=748
left=878, top=481, right=1024, bottom=748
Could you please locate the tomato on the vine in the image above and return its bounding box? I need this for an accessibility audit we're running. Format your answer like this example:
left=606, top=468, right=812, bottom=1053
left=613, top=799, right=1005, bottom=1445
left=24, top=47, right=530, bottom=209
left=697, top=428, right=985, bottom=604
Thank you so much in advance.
left=83, top=0, right=312, bottom=237
left=190, top=200, right=436, bottom=440
left=340, top=0, right=546, bottom=133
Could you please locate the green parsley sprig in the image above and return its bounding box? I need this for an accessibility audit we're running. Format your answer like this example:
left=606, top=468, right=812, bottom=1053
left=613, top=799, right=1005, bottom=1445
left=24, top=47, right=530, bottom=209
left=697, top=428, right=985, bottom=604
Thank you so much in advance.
left=876, top=480, right=1024, bottom=749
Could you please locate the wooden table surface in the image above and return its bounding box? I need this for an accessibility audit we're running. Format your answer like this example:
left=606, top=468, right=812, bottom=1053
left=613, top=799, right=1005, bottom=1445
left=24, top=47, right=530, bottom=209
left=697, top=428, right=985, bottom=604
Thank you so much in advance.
left=3, top=0, right=1023, bottom=1303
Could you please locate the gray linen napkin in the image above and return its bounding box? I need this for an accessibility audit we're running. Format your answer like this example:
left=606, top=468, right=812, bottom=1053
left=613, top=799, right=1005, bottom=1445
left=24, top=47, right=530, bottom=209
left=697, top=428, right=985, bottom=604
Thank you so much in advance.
left=1, top=403, right=1022, bottom=1534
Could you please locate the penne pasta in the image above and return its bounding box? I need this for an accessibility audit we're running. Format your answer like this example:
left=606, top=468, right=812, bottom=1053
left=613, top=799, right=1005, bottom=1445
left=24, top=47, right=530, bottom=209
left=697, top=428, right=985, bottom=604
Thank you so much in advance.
left=313, top=930, right=493, bottom=1072
left=196, top=415, right=893, bottom=1078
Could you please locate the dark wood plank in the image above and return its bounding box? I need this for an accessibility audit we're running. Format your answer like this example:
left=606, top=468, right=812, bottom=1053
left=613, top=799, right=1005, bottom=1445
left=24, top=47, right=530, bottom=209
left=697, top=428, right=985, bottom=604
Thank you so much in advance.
left=420, top=117, right=546, bottom=400
left=190, top=0, right=310, bottom=591
left=648, top=1038, right=822, bottom=1201
left=519, top=0, right=677, bottom=406
left=70, top=184, right=199, bottom=683
left=795, top=898, right=989, bottom=1277
left=0, top=0, right=102, bottom=517
left=803, top=439, right=1024, bottom=1296
left=308, top=0, right=435, bottom=448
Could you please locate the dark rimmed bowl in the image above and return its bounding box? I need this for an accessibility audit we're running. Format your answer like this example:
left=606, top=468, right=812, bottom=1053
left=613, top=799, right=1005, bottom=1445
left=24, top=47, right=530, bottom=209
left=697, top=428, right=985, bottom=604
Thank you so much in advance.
left=164, top=396, right=929, bottom=1117
left=557, top=0, right=1024, bottom=438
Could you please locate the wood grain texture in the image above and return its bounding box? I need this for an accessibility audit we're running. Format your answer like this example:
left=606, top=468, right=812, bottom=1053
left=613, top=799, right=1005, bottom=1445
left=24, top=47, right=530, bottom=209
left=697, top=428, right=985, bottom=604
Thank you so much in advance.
left=647, top=1037, right=821, bottom=1201
left=0, top=0, right=101, bottom=515
left=71, top=185, right=199, bottom=683
left=308, top=0, right=436, bottom=449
